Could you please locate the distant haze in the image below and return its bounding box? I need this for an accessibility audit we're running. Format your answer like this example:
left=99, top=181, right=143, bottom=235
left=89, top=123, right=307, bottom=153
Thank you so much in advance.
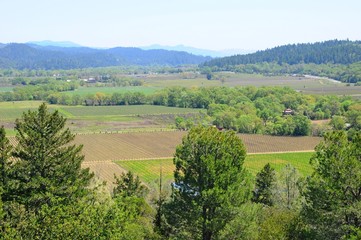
left=25, top=41, right=255, bottom=57
left=140, top=45, right=255, bottom=57
left=1, top=0, right=360, bottom=50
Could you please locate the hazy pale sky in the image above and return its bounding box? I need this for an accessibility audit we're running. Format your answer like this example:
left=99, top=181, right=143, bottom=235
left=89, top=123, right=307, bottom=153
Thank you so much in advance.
left=1, top=0, right=360, bottom=50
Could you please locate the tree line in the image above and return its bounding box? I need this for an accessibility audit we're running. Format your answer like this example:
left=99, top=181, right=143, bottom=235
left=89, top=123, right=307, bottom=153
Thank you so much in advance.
left=0, top=105, right=360, bottom=239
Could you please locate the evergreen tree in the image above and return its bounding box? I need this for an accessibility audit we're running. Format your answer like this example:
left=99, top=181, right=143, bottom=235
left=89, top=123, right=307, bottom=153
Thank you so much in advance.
left=252, top=163, right=276, bottom=206
left=0, top=126, right=12, bottom=191
left=9, top=103, right=93, bottom=210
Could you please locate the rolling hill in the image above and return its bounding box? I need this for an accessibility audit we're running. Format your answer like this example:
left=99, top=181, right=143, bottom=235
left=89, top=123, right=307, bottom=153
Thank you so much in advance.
left=0, top=43, right=211, bottom=69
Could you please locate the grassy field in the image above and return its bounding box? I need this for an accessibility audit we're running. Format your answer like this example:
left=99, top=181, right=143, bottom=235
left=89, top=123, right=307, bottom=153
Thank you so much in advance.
left=0, top=87, right=13, bottom=92
left=0, top=101, right=53, bottom=120
left=0, top=102, right=205, bottom=135
left=116, top=152, right=314, bottom=185
left=0, top=101, right=203, bottom=120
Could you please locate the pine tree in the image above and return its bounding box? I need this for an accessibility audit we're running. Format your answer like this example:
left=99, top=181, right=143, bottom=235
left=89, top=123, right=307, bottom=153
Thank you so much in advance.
left=0, top=126, right=12, bottom=189
left=252, top=163, right=276, bottom=206
left=10, top=103, right=93, bottom=210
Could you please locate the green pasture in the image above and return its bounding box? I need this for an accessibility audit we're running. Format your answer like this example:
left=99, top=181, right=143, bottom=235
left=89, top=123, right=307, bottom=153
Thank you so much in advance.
left=0, top=87, right=13, bottom=92
left=116, top=152, right=314, bottom=185
left=0, top=101, right=204, bottom=120
left=0, top=101, right=49, bottom=120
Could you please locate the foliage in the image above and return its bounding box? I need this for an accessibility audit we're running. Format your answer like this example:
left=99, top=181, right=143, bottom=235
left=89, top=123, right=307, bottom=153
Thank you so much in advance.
left=258, top=207, right=298, bottom=240
left=165, top=126, right=251, bottom=239
left=8, top=103, right=93, bottom=210
left=219, top=202, right=263, bottom=240
left=252, top=163, right=276, bottom=206
left=0, top=126, right=11, bottom=187
left=299, top=131, right=361, bottom=239
left=113, top=171, right=148, bottom=198
left=273, top=164, right=303, bottom=210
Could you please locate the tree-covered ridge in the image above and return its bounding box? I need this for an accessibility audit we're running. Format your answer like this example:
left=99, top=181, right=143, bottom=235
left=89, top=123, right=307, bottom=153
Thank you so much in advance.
left=203, top=40, right=361, bottom=67
left=0, top=43, right=211, bottom=70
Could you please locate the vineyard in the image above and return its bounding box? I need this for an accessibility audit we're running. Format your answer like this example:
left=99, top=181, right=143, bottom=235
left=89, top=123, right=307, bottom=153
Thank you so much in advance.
left=73, top=131, right=321, bottom=162
left=116, top=152, right=315, bottom=185
left=7, top=131, right=322, bottom=187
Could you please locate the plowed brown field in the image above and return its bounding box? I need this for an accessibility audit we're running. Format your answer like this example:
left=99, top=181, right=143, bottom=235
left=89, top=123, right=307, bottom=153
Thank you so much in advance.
left=73, top=131, right=322, bottom=162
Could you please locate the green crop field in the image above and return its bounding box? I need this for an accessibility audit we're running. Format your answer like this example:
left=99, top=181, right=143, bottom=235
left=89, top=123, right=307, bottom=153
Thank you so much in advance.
left=116, top=152, right=314, bottom=185
left=0, top=87, right=13, bottom=92
left=0, top=101, right=204, bottom=120
left=0, top=101, right=50, bottom=120
left=245, top=152, right=314, bottom=176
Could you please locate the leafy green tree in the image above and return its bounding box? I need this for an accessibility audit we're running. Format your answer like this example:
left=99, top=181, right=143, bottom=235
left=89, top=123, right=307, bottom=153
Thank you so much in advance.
left=292, top=115, right=311, bottom=136
left=166, top=126, right=251, bottom=240
left=9, top=103, right=93, bottom=210
left=113, top=171, right=148, bottom=198
left=330, top=115, right=345, bottom=130
left=0, top=126, right=12, bottom=191
left=273, top=164, right=303, bottom=210
left=219, top=202, right=263, bottom=240
left=252, top=163, right=276, bottom=206
left=300, top=131, right=361, bottom=239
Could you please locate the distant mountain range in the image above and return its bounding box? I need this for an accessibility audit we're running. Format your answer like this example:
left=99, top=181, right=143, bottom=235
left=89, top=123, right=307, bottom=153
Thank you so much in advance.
left=0, top=43, right=212, bottom=70
left=27, top=40, right=83, bottom=48
left=26, top=41, right=254, bottom=57
left=140, top=44, right=254, bottom=57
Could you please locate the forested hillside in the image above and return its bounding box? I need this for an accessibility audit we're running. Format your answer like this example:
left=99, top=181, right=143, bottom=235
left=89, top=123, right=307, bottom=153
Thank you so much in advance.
left=202, top=40, right=361, bottom=83
left=204, top=40, right=361, bottom=67
left=0, top=43, right=211, bottom=69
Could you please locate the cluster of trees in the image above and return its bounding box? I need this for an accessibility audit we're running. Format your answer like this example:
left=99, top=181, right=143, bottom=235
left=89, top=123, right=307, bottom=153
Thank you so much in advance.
left=0, top=106, right=360, bottom=239
left=156, top=127, right=361, bottom=239
left=0, top=80, right=78, bottom=102
left=202, top=40, right=361, bottom=83
left=0, top=65, right=197, bottom=79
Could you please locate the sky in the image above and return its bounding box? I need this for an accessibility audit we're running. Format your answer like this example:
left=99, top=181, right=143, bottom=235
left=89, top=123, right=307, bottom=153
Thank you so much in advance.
left=1, top=0, right=361, bottom=51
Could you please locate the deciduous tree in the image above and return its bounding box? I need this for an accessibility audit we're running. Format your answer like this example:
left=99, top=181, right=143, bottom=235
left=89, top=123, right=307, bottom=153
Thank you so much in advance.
left=300, top=131, right=361, bottom=239
left=166, top=126, right=251, bottom=240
